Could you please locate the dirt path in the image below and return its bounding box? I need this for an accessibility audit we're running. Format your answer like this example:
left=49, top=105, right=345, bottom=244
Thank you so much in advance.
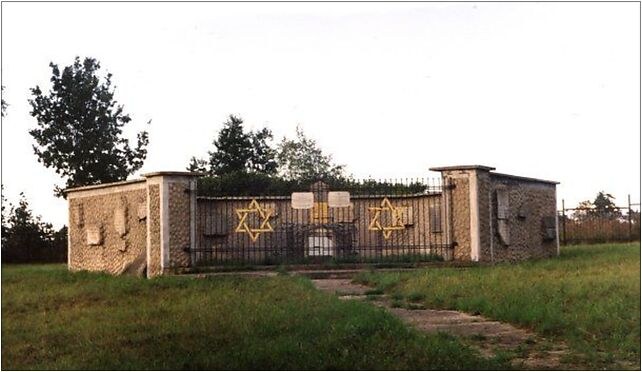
left=312, top=278, right=568, bottom=370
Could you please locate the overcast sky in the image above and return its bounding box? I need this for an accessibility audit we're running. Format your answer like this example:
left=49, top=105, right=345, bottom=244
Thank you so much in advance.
left=2, top=2, right=640, bottom=228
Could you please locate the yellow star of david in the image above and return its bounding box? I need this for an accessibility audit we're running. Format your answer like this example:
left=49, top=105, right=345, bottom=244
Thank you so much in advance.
left=368, top=197, right=406, bottom=239
left=235, top=199, right=274, bottom=242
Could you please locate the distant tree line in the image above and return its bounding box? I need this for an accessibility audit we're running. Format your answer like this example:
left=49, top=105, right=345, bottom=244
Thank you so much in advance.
left=560, top=191, right=640, bottom=244
left=1, top=189, right=67, bottom=263
left=187, top=115, right=348, bottom=195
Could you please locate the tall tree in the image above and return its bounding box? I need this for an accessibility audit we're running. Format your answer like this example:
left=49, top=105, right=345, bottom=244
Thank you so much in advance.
left=208, top=115, right=252, bottom=175
left=247, top=127, right=278, bottom=174
left=574, top=192, right=622, bottom=220
left=29, top=57, right=149, bottom=197
left=277, top=125, right=346, bottom=182
left=189, top=115, right=277, bottom=176
left=592, top=191, right=621, bottom=219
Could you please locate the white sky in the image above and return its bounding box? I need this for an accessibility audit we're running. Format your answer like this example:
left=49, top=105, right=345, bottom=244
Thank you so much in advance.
left=1, top=2, right=640, bottom=228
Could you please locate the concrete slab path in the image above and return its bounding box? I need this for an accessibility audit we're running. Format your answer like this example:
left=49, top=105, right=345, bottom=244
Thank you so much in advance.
left=312, top=278, right=568, bottom=370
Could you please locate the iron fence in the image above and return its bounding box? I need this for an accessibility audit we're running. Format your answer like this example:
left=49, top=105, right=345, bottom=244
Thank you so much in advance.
left=559, top=196, right=641, bottom=245
left=192, top=178, right=454, bottom=266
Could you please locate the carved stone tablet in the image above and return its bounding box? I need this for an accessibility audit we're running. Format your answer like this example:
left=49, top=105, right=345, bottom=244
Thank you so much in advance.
left=114, top=207, right=127, bottom=237
left=292, top=192, right=314, bottom=209
left=328, top=191, right=351, bottom=208
left=86, top=225, right=102, bottom=246
left=496, top=189, right=510, bottom=220
left=72, top=204, right=84, bottom=227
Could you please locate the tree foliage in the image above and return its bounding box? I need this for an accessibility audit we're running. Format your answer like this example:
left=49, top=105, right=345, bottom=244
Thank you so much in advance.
left=574, top=191, right=622, bottom=220
left=29, top=57, right=149, bottom=197
left=1, top=192, right=67, bottom=263
left=189, top=115, right=277, bottom=176
left=276, top=125, right=346, bottom=182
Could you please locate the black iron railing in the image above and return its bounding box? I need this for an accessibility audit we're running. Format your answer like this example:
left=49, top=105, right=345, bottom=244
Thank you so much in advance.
left=559, top=196, right=641, bottom=245
left=192, top=178, right=453, bottom=266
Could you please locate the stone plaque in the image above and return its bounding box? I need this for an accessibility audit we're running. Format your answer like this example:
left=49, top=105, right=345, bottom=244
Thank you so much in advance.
left=72, top=204, right=84, bottom=227
left=137, top=202, right=147, bottom=221
left=496, top=189, right=510, bottom=220
left=86, top=225, right=102, bottom=246
left=542, top=216, right=557, bottom=241
left=291, top=192, right=314, bottom=209
left=328, top=191, right=351, bottom=208
left=114, top=207, right=127, bottom=237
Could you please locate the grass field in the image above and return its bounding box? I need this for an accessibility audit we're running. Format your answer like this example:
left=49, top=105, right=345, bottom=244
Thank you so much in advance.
left=1, top=265, right=508, bottom=370
left=354, top=242, right=641, bottom=369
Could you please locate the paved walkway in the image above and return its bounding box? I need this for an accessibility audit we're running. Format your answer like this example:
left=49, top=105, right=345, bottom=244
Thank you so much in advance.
left=312, top=278, right=568, bottom=370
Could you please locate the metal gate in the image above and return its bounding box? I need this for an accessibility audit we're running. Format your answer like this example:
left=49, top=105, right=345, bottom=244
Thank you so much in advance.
left=192, top=178, right=454, bottom=266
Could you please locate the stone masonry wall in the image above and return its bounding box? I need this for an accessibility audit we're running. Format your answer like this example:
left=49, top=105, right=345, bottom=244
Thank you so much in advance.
left=68, top=184, right=147, bottom=274
left=479, top=175, right=558, bottom=262
left=168, top=181, right=191, bottom=268
left=441, top=171, right=472, bottom=261
left=147, top=185, right=162, bottom=277
left=477, top=170, right=492, bottom=261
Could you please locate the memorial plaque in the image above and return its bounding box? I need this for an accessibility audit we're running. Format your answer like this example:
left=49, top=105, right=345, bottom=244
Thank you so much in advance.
left=497, top=189, right=510, bottom=220
left=291, top=192, right=314, bottom=209
left=328, top=191, right=351, bottom=208
left=86, top=225, right=102, bottom=246
left=72, top=204, right=84, bottom=227
left=114, top=207, right=127, bottom=237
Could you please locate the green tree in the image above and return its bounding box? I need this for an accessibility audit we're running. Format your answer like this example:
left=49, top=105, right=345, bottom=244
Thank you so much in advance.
left=29, top=57, right=149, bottom=197
left=208, top=115, right=252, bottom=175
left=189, top=115, right=277, bottom=176
left=187, top=156, right=209, bottom=173
left=277, top=125, right=346, bottom=182
left=1, top=192, right=63, bottom=263
left=592, top=191, right=621, bottom=219
left=574, top=192, right=622, bottom=220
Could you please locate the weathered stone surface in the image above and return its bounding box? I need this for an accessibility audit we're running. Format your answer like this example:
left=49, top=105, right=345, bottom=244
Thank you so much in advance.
left=168, top=181, right=191, bottom=269
left=479, top=173, right=558, bottom=263
left=147, top=184, right=162, bottom=277
left=68, top=186, right=146, bottom=275
left=441, top=171, right=472, bottom=261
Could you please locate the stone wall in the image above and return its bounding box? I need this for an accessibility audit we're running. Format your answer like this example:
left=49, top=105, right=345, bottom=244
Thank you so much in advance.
left=437, top=170, right=473, bottom=261
left=66, top=172, right=200, bottom=278
left=431, top=165, right=559, bottom=263
left=65, top=166, right=558, bottom=276
left=67, top=180, right=147, bottom=274
left=147, top=184, right=162, bottom=277
left=478, top=174, right=558, bottom=262
left=168, top=180, right=192, bottom=268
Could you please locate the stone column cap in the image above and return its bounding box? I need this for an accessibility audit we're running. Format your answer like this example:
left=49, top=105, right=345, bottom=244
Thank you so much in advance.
left=429, top=165, right=496, bottom=172
left=141, top=171, right=205, bottom=178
